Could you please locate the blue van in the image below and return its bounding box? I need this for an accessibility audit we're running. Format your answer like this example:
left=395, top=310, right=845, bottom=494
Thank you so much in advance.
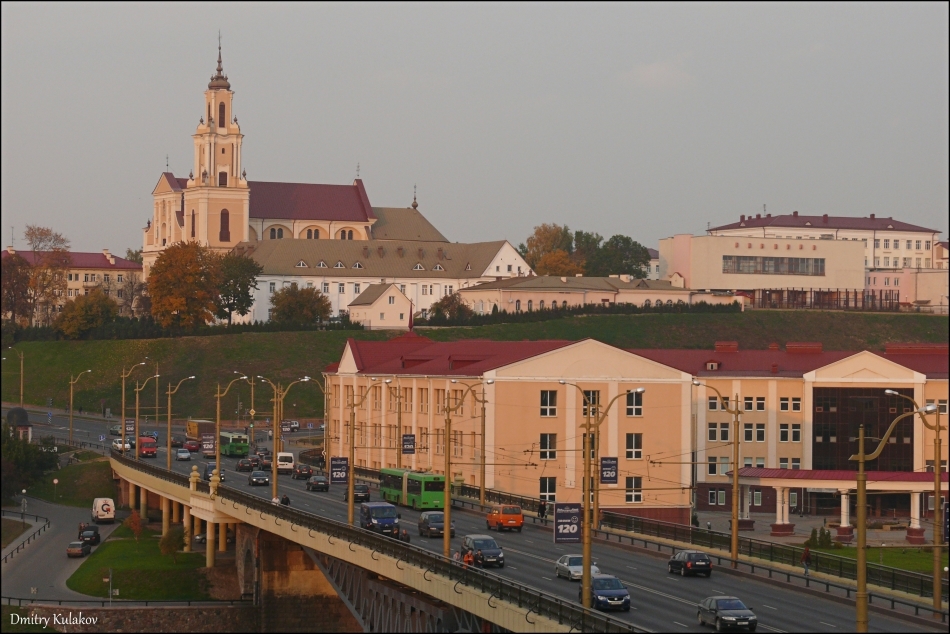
left=359, top=502, right=400, bottom=537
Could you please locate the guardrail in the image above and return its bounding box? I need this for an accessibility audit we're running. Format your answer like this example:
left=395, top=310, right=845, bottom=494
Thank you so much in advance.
left=1, top=510, right=51, bottom=564
left=110, top=451, right=642, bottom=633
left=2, top=596, right=252, bottom=608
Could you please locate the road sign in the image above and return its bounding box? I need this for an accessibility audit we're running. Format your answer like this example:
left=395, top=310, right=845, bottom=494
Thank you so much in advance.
left=553, top=502, right=582, bottom=544
left=402, top=434, right=416, bottom=455
left=600, top=457, right=618, bottom=485
left=307, top=422, right=313, bottom=429
left=330, top=457, right=349, bottom=484
left=249, top=409, right=256, bottom=417
left=125, top=419, right=135, bottom=435
left=99, top=435, right=105, bottom=442
left=47, top=411, right=52, bottom=424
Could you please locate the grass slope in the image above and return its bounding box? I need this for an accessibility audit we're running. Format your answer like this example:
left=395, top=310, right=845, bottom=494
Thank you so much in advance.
left=812, top=545, right=949, bottom=574
left=29, top=462, right=116, bottom=508
left=1, top=518, right=30, bottom=548
left=4, top=312, right=945, bottom=421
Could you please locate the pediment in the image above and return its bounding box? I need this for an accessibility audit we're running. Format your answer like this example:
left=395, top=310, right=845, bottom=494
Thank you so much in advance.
left=337, top=344, right=359, bottom=374
left=805, top=350, right=923, bottom=384
left=493, top=339, right=689, bottom=381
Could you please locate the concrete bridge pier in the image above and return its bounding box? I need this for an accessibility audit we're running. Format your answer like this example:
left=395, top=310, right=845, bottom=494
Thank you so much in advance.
left=182, top=505, right=192, bottom=552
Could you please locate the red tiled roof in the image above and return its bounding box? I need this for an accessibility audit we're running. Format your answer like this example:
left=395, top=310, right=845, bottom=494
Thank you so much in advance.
left=736, top=468, right=947, bottom=483
left=248, top=179, right=375, bottom=222
left=647, top=248, right=659, bottom=259
left=338, top=334, right=573, bottom=376
left=1, top=250, right=142, bottom=271
left=709, top=213, right=939, bottom=234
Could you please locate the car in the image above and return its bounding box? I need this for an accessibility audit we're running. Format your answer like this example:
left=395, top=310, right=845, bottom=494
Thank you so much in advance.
left=306, top=475, right=329, bottom=491
left=67, top=541, right=91, bottom=558
left=170, top=435, right=185, bottom=448
left=359, top=502, right=400, bottom=536
left=669, top=550, right=713, bottom=577
left=697, top=596, right=757, bottom=631
left=256, top=448, right=272, bottom=459
left=289, top=420, right=300, bottom=431
left=143, top=431, right=159, bottom=442
left=109, top=425, right=121, bottom=436
left=579, top=574, right=630, bottom=612
left=555, top=554, right=601, bottom=580
left=194, top=529, right=234, bottom=544
left=292, top=464, right=313, bottom=480
left=418, top=511, right=455, bottom=537
left=460, top=534, right=504, bottom=568
left=259, top=455, right=272, bottom=469
left=486, top=505, right=524, bottom=532
left=184, top=440, right=201, bottom=452
left=80, top=528, right=101, bottom=546
left=248, top=470, right=270, bottom=486
left=202, top=464, right=225, bottom=482
left=112, top=439, right=130, bottom=452
left=247, top=455, right=261, bottom=469
left=128, top=437, right=136, bottom=448
left=175, top=449, right=191, bottom=461
left=343, top=484, right=370, bottom=503
left=236, top=458, right=254, bottom=472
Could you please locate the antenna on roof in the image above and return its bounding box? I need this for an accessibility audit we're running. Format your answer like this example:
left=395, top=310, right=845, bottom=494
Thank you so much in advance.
left=356, top=162, right=360, bottom=179
left=763, top=204, right=766, bottom=214
left=412, top=184, right=418, bottom=210
left=166, top=154, right=169, bottom=171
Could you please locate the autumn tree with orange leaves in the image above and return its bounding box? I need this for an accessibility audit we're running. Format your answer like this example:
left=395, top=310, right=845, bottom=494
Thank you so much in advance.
left=148, top=243, right=222, bottom=329
left=534, top=250, right=584, bottom=276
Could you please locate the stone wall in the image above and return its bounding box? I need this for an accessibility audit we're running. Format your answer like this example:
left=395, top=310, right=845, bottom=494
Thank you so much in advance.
left=28, top=605, right=257, bottom=633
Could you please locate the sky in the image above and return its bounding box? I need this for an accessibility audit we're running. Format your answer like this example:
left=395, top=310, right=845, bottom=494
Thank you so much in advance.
left=2, top=3, right=947, bottom=254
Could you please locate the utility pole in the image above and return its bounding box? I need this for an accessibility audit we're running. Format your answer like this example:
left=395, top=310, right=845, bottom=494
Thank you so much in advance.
left=68, top=370, right=92, bottom=445
left=120, top=360, right=147, bottom=455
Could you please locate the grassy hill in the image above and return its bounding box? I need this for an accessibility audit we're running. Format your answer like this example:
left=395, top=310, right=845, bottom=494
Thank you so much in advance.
left=3, top=312, right=945, bottom=421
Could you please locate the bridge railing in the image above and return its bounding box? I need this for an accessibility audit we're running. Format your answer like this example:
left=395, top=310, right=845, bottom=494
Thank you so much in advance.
left=1, top=510, right=51, bottom=565
left=111, top=451, right=641, bottom=633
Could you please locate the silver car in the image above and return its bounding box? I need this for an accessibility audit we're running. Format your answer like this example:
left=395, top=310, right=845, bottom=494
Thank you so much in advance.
left=555, top=554, right=601, bottom=580
left=175, top=449, right=191, bottom=461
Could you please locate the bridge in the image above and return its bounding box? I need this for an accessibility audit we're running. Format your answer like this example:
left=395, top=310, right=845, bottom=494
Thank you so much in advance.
left=110, top=451, right=640, bottom=633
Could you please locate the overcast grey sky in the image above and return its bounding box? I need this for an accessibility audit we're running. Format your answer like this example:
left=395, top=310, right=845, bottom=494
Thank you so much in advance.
left=2, top=3, right=947, bottom=253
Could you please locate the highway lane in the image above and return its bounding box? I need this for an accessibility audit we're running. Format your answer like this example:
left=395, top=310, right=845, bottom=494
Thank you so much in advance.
left=14, top=412, right=942, bottom=632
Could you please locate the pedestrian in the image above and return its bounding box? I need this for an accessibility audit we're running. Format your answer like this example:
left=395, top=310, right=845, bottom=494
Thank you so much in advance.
left=78, top=406, right=83, bottom=415
left=453, top=550, right=461, bottom=563
left=281, top=494, right=291, bottom=506
left=271, top=496, right=280, bottom=504
left=401, top=528, right=410, bottom=544
left=78, top=522, right=85, bottom=538
left=537, top=499, right=547, bottom=520
left=474, top=549, right=485, bottom=568
left=463, top=550, right=474, bottom=567
left=801, top=546, right=812, bottom=577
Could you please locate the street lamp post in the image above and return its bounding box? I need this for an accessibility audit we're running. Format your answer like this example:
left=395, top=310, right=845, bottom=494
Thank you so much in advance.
left=560, top=380, right=640, bottom=608
left=216, top=376, right=249, bottom=483
left=6, top=347, right=24, bottom=406
left=850, top=404, right=934, bottom=632
left=68, top=370, right=92, bottom=445
left=339, top=378, right=376, bottom=526
left=120, top=360, right=148, bottom=456
left=884, top=391, right=943, bottom=616
left=382, top=378, right=406, bottom=470
left=693, top=380, right=741, bottom=568
left=234, top=371, right=256, bottom=432
left=258, top=376, right=312, bottom=501
left=166, top=376, right=196, bottom=470
left=134, top=374, right=160, bottom=461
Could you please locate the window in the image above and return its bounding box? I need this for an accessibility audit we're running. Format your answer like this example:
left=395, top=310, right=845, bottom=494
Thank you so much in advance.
left=925, top=240, right=931, bottom=250
left=626, top=433, right=642, bottom=460
left=884, top=239, right=890, bottom=249
left=719, top=456, right=729, bottom=475
left=756, top=457, right=765, bottom=468
left=718, top=490, right=726, bottom=505
left=708, top=457, right=717, bottom=475
left=756, top=424, right=765, bottom=442
left=507, top=265, right=512, bottom=272
left=269, top=282, right=276, bottom=293
left=399, top=284, right=406, bottom=294
left=916, top=240, right=922, bottom=250
left=540, top=477, right=556, bottom=502
left=743, top=457, right=752, bottom=467
left=585, top=432, right=596, bottom=459
left=789, top=491, right=798, bottom=508
left=753, top=490, right=762, bottom=506
left=434, top=389, right=445, bottom=414
left=708, top=423, right=718, bottom=442
left=582, top=390, right=600, bottom=417
left=719, top=423, right=729, bottom=442
left=353, top=262, right=363, bottom=269
left=626, top=390, right=642, bottom=416
left=191, top=211, right=196, bottom=237
left=540, top=390, right=557, bottom=417
left=295, top=260, right=308, bottom=268
left=625, top=477, right=642, bottom=503
left=792, top=398, right=801, bottom=412
left=433, top=263, right=444, bottom=271
left=884, top=258, right=890, bottom=268
left=789, top=458, right=800, bottom=470
left=722, top=256, right=825, bottom=276
left=322, top=282, right=329, bottom=293
left=334, top=261, right=345, bottom=269
left=780, top=424, right=789, bottom=442
left=744, top=423, right=753, bottom=442
left=354, top=283, right=361, bottom=294
left=756, top=397, right=765, bottom=411
left=744, top=397, right=753, bottom=411
left=418, top=388, right=429, bottom=414
left=413, top=263, right=425, bottom=271
left=539, top=434, right=556, bottom=460
left=379, top=312, right=385, bottom=320
left=874, top=239, right=880, bottom=248
left=514, top=299, right=520, bottom=311
left=708, top=490, right=718, bottom=505
left=792, top=424, right=801, bottom=442
left=779, top=458, right=789, bottom=469
left=874, top=258, right=880, bottom=267
left=708, top=397, right=719, bottom=411
left=218, top=172, right=228, bottom=187
left=388, top=296, right=395, bottom=305
left=527, top=300, right=533, bottom=311
left=780, top=397, right=789, bottom=411
left=84, top=273, right=89, bottom=282
left=894, top=240, right=900, bottom=250
left=916, top=257, right=921, bottom=268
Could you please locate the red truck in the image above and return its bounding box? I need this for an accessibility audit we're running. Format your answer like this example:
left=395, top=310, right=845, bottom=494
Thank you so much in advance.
left=138, top=436, right=158, bottom=458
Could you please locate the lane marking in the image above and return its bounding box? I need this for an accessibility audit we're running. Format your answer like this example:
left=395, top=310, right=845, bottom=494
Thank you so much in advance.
left=763, top=604, right=777, bottom=610
left=626, top=565, right=637, bottom=570
left=672, top=622, right=688, bottom=628
left=819, top=622, right=836, bottom=628
left=712, top=588, right=725, bottom=593
left=541, top=576, right=551, bottom=580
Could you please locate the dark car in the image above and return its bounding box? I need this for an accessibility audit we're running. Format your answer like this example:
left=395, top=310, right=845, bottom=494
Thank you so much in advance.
left=306, top=475, right=329, bottom=491
left=236, top=458, right=254, bottom=472
left=256, top=449, right=272, bottom=460
left=579, top=574, right=630, bottom=612
left=80, top=526, right=100, bottom=545
left=259, top=455, right=272, bottom=469
left=184, top=440, right=201, bottom=452
left=67, top=541, right=91, bottom=558
left=292, top=464, right=313, bottom=480
left=418, top=511, right=455, bottom=537
left=247, top=455, right=261, bottom=469
left=697, top=596, right=757, bottom=631
left=143, top=431, right=159, bottom=442
left=128, top=437, right=136, bottom=448
left=202, top=463, right=225, bottom=482
left=343, top=483, right=370, bottom=503
left=248, top=471, right=269, bottom=486
left=461, top=534, right=504, bottom=568
left=170, top=435, right=185, bottom=448
left=668, top=550, right=713, bottom=577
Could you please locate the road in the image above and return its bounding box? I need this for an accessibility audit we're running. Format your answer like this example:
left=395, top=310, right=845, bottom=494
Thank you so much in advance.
left=11, top=409, right=945, bottom=633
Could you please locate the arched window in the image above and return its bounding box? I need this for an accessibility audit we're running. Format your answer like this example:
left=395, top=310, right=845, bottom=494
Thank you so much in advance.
left=161, top=222, right=167, bottom=246
left=643, top=300, right=651, bottom=308
left=655, top=299, right=662, bottom=307
left=270, top=228, right=276, bottom=239
left=306, top=229, right=313, bottom=239
left=191, top=211, right=196, bottom=238
left=219, top=209, right=230, bottom=242
left=515, top=300, right=521, bottom=312
left=562, top=301, right=568, bottom=309
left=312, top=229, right=319, bottom=239
left=539, top=300, right=545, bottom=310
left=218, top=172, right=227, bottom=187
left=277, top=228, right=284, bottom=239
left=527, top=300, right=533, bottom=311
left=219, top=102, right=225, bottom=127
left=666, top=299, right=673, bottom=306
left=339, top=230, right=346, bottom=240
left=347, top=230, right=353, bottom=240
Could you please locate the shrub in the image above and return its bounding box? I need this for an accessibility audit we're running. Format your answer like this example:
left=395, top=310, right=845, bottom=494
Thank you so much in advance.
left=160, top=525, right=185, bottom=563
left=124, top=509, right=143, bottom=542
left=806, top=527, right=819, bottom=547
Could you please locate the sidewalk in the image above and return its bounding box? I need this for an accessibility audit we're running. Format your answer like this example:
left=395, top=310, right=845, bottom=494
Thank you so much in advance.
left=1, top=512, right=43, bottom=561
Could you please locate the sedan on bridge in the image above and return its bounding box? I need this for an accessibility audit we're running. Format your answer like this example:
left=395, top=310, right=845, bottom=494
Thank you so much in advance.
left=236, top=458, right=254, bottom=472
left=175, top=449, right=191, bottom=461
left=555, top=554, right=600, bottom=581
left=248, top=471, right=270, bottom=486
left=579, top=574, right=630, bottom=612
left=184, top=440, right=201, bottom=452
left=66, top=541, right=91, bottom=558
left=418, top=511, right=455, bottom=537
left=668, top=550, right=712, bottom=577
left=306, top=476, right=329, bottom=492
left=697, top=596, right=757, bottom=631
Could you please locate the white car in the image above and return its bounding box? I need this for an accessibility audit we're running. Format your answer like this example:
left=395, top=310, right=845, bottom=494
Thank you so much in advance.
left=175, top=449, right=191, bottom=461
left=112, top=439, right=130, bottom=452
left=555, top=554, right=601, bottom=580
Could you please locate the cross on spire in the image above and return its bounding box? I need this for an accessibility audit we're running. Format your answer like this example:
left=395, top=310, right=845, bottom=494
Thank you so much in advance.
left=209, top=32, right=230, bottom=89
left=412, top=184, right=418, bottom=210
left=356, top=162, right=360, bottom=179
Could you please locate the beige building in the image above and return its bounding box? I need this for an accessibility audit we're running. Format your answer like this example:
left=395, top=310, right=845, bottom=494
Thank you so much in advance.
left=458, top=275, right=740, bottom=314
left=865, top=267, right=949, bottom=314
left=348, top=284, right=412, bottom=330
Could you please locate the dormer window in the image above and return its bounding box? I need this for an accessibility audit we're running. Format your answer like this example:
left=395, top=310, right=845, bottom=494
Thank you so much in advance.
left=433, top=263, right=444, bottom=271
left=317, top=260, right=327, bottom=268
left=413, top=263, right=425, bottom=271
left=706, top=362, right=720, bottom=371
left=334, top=261, right=345, bottom=269
left=295, top=260, right=308, bottom=268
left=352, top=262, right=364, bottom=269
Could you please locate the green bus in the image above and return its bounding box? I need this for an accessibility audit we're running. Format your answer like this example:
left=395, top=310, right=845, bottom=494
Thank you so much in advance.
left=219, top=431, right=249, bottom=457
left=379, top=468, right=446, bottom=510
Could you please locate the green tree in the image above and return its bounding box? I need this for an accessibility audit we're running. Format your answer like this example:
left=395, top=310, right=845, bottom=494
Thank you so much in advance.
left=806, top=527, right=819, bottom=547
left=215, top=252, right=263, bottom=325
left=428, top=292, right=473, bottom=322
left=160, top=525, right=184, bottom=563
left=1, top=252, right=32, bottom=325
left=148, top=243, right=221, bottom=329
left=572, top=230, right=603, bottom=270
left=269, top=286, right=331, bottom=324
left=0, top=423, right=58, bottom=501
left=585, top=234, right=651, bottom=277
left=124, top=248, right=143, bottom=264
left=54, top=288, right=119, bottom=339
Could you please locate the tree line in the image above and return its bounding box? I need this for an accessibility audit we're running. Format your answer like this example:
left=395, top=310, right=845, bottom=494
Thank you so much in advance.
left=517, top=223, right=652, bottom=277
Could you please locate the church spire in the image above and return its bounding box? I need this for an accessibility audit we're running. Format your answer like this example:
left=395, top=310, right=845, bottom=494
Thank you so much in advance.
left=208, top=33, right=231, bottom=90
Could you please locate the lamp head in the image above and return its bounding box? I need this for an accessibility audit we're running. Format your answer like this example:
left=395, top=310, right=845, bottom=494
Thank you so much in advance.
left=188, top=376, right=196, bottom=380
left=301, top=377, right=311, bottom=382
left=692, top=379, right=702, bottom=386
left=558, top=380, right=566, bottom=385
left=486, top=380, right=494, bottom=385
left=884, top=389, right=899, bottom=396
left=919, top=404, right=938, bottom=414
left=634, top=387, right=646, bottom=394
left=451, top=379, right=459, bottom=384
left=86, top=369, right=92, bottom=374
left=384, top=379, right=392, bottom=384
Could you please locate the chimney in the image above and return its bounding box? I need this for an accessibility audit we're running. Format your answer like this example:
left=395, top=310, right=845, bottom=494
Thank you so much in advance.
left=768, top=342, right=779, bottom=350
left=771, top=363, right=778, bottom=374
left=792, top=211, right=799, bottom=217
left=714, top=341, right=739, bottom=352
left=362, top=246, right=369, bottom=258
left=822, top=214, right=828, bottom=223
left=377, top=246, right=384, bottom=258
left=418, top=248, right=424, bottom=259
left=437, top=247, right=444, bottom=260
left=740, top=214, right=745, bottom=221
left=870, top=213, right=875, bottom=219
left=103, top=249, right=115, bottom=265
left=766, top=213, right=771, bottom=218
left=397, top=247, right=404, bottom=257
left=756, top=213, right=761, bottom=219
left=6, top=246, right=15, bottom=254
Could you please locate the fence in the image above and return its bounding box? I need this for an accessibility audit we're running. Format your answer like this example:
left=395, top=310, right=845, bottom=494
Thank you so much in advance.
left=753, top=288, right=901, bottom=311
left=1, top=510, right=51, bottom=564
left=2, top=596, right=250, bottom=607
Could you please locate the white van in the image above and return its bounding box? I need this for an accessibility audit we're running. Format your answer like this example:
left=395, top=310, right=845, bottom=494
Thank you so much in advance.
left=276, top=452, right=295, bottom=475
left=92, top=497, right=115, bottom=524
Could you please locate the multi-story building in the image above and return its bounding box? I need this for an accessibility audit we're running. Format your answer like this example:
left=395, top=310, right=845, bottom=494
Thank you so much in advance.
left=325, top=336, right=947, bottom=528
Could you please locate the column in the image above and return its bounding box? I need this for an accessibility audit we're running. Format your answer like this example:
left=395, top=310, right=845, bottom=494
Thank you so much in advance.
left=835, top=490, right=853, bottom=543
left=129, top=483, right=137, bottom=510
left=172, top=501, right=180, bottom=524
left=907, top=492, right=926, bottom=544
left=195, top=516, right=203, bottom=537
left=139, top=488, right=148, bottom=522
left=161, top=497, right=170, bottom=536
left=183, top=506, right=192, bottom=553
left=770, top=487, right=794, bottom=536
left=205, top=521, right=216, bottom=568
left=774, top=487, right=784, bottom=524
left=218, top=521, right=227, bottom=552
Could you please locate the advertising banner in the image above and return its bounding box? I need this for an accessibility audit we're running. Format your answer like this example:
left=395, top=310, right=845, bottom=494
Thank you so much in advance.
left=125, top=419, right=135, bottom=436
left=553, top=502, right=582, bottom=544
left=201, top=433, right=215, bottom=456
left=402, top=434, right=416, bottom=455
left=600, top=457, right=619, bottom=485
left=330, top=457, right=349, bottom=484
